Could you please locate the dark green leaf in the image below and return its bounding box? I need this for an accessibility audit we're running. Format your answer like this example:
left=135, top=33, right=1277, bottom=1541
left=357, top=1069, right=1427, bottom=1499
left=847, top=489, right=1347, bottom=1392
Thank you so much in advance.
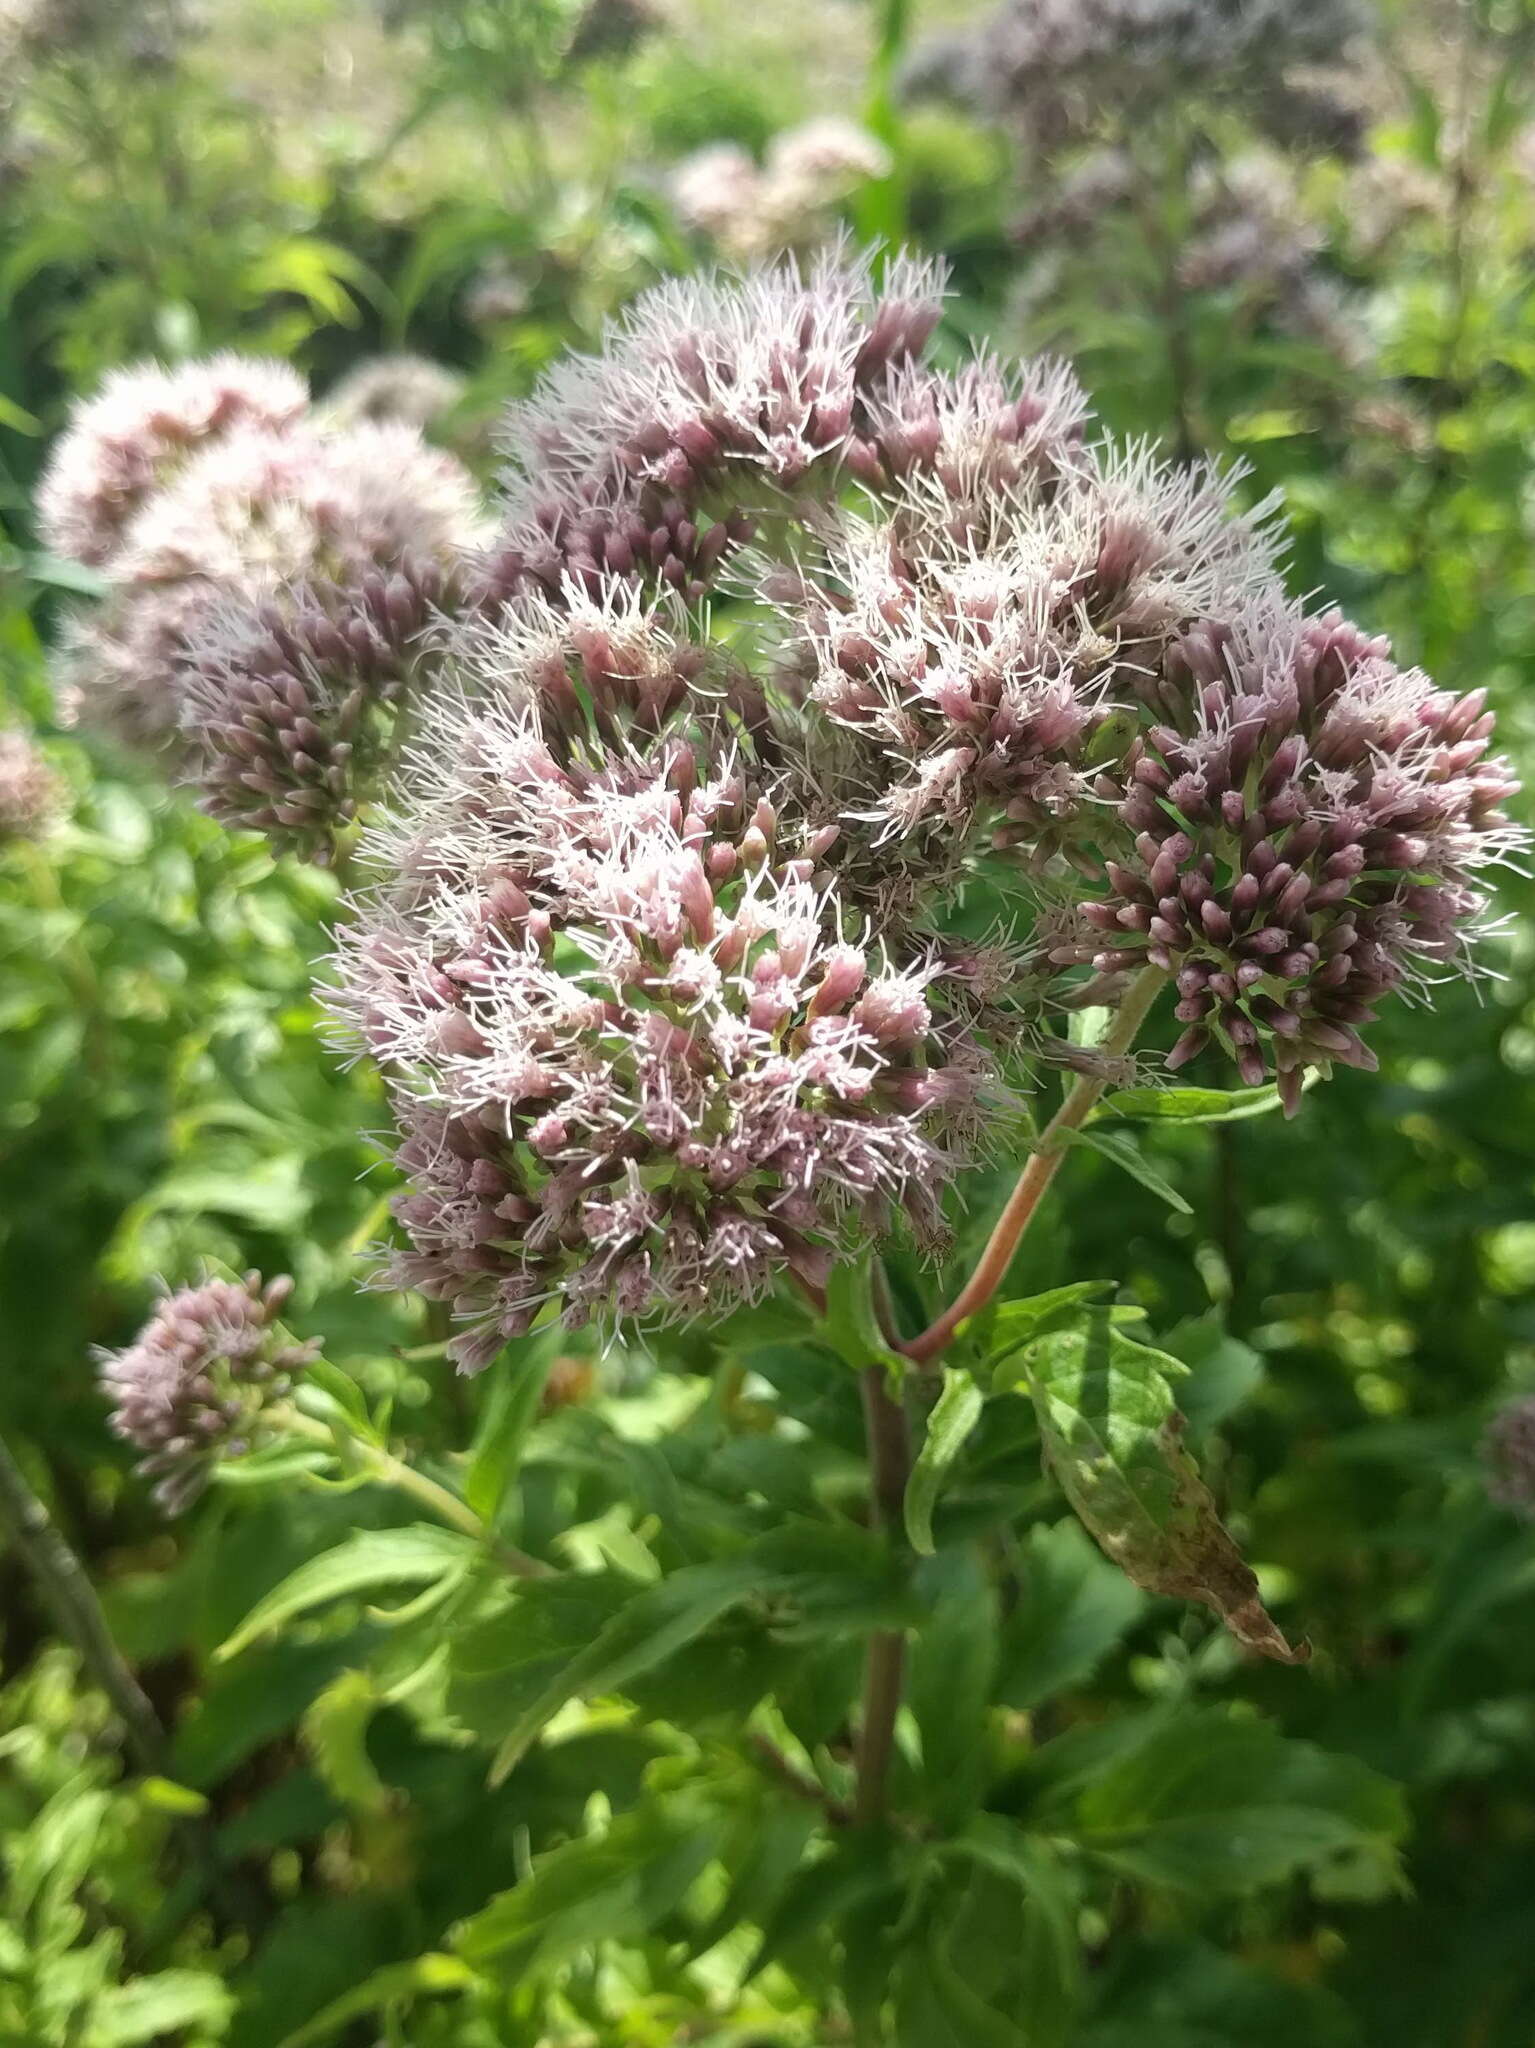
left=1037, top=1706, right=1406, bottom=1897
left=998, top=1520, right=1146, bottom=1709
left=454, top=1797, right=725, bottom=1970
left=278, top=1956, right=478, bottom=2048
left=216, top=1525, right=478, bottom=1661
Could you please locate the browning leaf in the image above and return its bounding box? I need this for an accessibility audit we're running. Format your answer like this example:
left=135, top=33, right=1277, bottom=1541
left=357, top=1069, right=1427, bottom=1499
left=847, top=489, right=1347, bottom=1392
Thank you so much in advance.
left=1021, top=1309, right=1308, bottom=1665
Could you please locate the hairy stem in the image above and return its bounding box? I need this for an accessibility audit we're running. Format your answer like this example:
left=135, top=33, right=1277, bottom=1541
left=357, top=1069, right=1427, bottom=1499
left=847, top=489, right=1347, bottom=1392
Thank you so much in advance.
left=854, top=1362, right=910, bottom=1827
left=280, top=1406, right=551, bottom=1578
left=0, top=1431, right=167, bottom=1774
left=902, top=968, right=1167, bottom=1367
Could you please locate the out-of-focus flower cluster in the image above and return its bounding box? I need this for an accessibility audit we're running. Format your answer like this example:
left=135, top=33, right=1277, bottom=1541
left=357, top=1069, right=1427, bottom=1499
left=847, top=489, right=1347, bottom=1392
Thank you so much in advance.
left=322, top=353, right=468, bottom=435
left=40, top=352, right=484, bottom=856
left=0, top=0, right=197, bottom=77
left=99, top=1272, right=317, bottom=1512
left=1483, top=1393, right=1535, bottom=1520
left=0, top=726, right=62, bottom=842
left=909, top=0, right=1372, bottom=391
left=668, top=119, right=892, bottom=265
left=1176, top=157, right=1363, bottom=364
left=911, top=0, right=1369, bottom=156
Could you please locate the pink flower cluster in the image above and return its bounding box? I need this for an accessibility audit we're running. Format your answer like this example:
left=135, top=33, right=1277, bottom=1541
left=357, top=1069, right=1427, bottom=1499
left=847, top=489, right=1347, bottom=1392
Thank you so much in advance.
left=99, top=1272, right=318, bottom=1512
left=332, top=611, right=994, bottom=1366
left=44, top=247, right=1518, bottom=1351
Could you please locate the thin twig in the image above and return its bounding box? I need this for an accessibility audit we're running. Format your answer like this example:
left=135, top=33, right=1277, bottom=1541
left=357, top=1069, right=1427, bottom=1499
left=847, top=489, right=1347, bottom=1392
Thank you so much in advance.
left=0, top=1432, right=167, bottom=1775
left=901, top=968, right=1167, bottom=1367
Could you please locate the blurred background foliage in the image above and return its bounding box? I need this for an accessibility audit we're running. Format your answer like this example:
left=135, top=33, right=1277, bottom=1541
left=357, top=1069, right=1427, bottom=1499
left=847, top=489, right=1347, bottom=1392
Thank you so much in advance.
left=2, top=0, right=1535, bottom=2041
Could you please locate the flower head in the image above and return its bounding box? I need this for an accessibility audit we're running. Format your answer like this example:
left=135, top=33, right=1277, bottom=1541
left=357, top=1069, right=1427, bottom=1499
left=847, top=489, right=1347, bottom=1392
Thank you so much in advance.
left=322, top=354, right=467, bottom=435
left=118, top=421, right=484, bottom=591
left=669, top=121, right=892, bottom=265
left=785, top=439, right=1280, bottom=847
left=1080, top=602, right=1519, bottom=1107
left=55, top=578, right=216, bottom=753
left=925, top=0, right=1368, bottom=152
left=99, top=1272, right=318, bottom=1513
left=38, top=356, right=308, bottom=570
left=178, top=553, right=456, bottom=861
left=477, top=242, right=946, bottom=609
left=331, top=630, right=996, bottom=1365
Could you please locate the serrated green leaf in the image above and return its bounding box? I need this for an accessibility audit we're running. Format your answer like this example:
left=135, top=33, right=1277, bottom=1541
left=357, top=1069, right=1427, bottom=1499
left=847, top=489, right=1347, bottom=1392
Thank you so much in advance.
left=454, top=1799, right=725, bottom=1970
left=1021, top=1310, right=1306, bottom=1663
left=904, top=1368, right=985, bottom=1555
left=486, top=1558, right=767, bottom=1780
left=303, top=1669, right=389, bottom=1815
left=898, top=1946, right=1029, bottom=2047
left=908, top=1550, right=997, bottom=1821
left=982, top=1283, right=1125, bottom=1385
left=748, top=1837, right=896, bottom=1982
left=216, top=1525, right=477, bottom=1662
left=941, top=1822, right=1083, bottom=2048
left=464, top=1349, right=551, bottom=1523
left=278, top=1955, right=478, bottom=2047
left=1041, top=1707, right=1407, bottom=1898
left=1060, top=1128, right=1193, bottom=1215
left=998, top=1520, right=1146, bottom=1709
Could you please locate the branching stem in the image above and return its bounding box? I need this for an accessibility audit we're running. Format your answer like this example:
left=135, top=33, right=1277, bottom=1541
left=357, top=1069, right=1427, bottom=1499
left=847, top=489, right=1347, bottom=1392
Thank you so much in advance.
left=279, top=1405, right=552, bottom=1578
left=902, top=968, right=1167, bottom=1367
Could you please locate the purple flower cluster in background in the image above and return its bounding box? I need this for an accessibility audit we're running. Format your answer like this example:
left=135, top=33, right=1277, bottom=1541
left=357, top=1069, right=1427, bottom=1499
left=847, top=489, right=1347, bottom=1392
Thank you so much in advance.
left=99, top=1272, right=317, bottom=1511
left=38, top=353, right=483, bottom=805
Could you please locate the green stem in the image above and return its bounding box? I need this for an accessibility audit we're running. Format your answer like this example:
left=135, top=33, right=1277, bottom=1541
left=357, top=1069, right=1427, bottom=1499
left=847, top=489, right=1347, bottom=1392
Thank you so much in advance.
left=0, top=1431, right=167, bottom=1774
left=280, top=1406, right=551, bottom=1578
left=902, top=968, right=1167, bottom=1367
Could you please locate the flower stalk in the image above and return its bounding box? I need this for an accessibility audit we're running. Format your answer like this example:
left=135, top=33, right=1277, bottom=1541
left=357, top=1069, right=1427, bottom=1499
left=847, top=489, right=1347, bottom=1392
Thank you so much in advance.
left=279, top=1404, right=553, bottom=1579
left=903, top=966, right=1168, bottom=1366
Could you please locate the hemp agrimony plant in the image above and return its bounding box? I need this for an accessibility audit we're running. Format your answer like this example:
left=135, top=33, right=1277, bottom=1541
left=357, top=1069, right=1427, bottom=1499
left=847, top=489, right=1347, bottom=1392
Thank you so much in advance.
left=909, top=0, right=1377, bottom=454
left=46, top=245, right=1520, bottom=2037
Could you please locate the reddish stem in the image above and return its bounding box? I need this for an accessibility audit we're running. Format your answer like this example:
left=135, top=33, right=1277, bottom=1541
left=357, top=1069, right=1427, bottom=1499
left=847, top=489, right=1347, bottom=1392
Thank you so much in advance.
left=901, top=969, right=1166, bottom=1367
